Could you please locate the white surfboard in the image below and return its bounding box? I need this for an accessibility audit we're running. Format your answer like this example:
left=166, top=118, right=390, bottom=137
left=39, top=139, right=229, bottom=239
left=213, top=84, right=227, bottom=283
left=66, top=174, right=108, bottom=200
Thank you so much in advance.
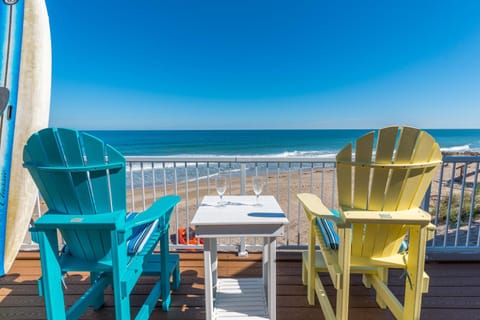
left=2, top=0, right=51, bottom=275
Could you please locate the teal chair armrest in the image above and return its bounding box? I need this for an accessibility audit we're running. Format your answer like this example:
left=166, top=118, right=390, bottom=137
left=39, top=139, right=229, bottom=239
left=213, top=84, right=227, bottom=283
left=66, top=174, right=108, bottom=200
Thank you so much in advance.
left=32, top=210, right=126, bottom=231
left=126, top=195, right=181, bottom=229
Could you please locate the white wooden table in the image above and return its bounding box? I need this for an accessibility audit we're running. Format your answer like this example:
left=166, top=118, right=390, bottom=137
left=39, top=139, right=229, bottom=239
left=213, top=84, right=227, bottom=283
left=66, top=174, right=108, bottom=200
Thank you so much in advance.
left=191, top=195, right=289, bottom=320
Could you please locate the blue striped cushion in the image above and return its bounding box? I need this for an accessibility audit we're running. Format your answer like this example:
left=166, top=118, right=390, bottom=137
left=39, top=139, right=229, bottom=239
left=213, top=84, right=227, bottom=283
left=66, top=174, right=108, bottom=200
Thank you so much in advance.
left=315, top=211, right=408, bottom=252
left=126, top=212, right=159, bottom=255
left=316, top=216, right=340, bottom=250
left=398, top=240, right=408, bottom=253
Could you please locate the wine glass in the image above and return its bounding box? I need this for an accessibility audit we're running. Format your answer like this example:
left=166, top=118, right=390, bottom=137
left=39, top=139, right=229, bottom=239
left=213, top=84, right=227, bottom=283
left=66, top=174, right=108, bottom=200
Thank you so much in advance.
left=252, top=175, right=264, bottom=205
left=215, top=170, right=227, bottom=205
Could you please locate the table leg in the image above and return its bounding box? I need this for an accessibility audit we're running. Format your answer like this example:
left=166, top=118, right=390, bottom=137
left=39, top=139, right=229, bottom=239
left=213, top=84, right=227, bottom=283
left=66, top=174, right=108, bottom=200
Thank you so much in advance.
left=211, top=238, right=218, bottom=296
left=268, top=237, right=277, bottom=320
left=204, top=238, right=214, bottom=319
left=263, top=237, right=269, bottom=298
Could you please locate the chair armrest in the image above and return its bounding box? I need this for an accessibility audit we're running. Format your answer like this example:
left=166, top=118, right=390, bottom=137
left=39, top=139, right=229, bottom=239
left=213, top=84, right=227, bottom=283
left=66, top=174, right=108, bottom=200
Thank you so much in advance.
left=126, top=195, right=181, bottom=229
left=32, top=210, right=125, bottom=231
left=297, top=193, right=341, bottom=224
left=341, top=207, right=432, bottom=226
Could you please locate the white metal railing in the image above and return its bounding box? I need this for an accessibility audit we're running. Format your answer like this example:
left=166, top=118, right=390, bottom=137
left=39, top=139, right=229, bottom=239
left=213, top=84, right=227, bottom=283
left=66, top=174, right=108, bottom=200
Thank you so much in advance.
left=124, top=155, right=480, bottom=255
left=24, top=155, right=480, bottom=256
left=124, top=156, right=337, bottom=251
left=425, top=155, right=480, bottom=257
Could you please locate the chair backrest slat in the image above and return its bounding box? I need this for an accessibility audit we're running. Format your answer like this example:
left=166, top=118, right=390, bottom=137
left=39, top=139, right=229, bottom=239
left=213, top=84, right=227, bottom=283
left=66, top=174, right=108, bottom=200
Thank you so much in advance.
left=410, top=132, right=443, bottom=207
left=57, top=128, right=97, bottom=214
left=82, top=133, right=114, bottom=213
left=382, top=128, right=418, bottom=210
left=351, top=223, right=364, bottom=254
left=369, top=126, right=398, bottom=210
left=337, top=144, right=353, bottom=208
left=353, top=132, right=374, bottom=210
left=22, top=131, right=59, bottom=211
left=107, top=143, right=127, bottom=211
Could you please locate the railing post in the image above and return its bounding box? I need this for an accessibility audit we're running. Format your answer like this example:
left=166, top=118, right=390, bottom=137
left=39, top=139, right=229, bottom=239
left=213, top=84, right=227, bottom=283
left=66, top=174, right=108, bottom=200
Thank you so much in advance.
left=239, top=163, right=248, bottom=257
left=240, top=163, right=246, bottom=195
left=422, top=184, right=432, bottom=212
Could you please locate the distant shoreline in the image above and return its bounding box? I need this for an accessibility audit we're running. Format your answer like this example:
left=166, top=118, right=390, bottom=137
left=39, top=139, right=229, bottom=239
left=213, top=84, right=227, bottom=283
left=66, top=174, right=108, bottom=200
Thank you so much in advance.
left=442, top=151, right=480, bottom=156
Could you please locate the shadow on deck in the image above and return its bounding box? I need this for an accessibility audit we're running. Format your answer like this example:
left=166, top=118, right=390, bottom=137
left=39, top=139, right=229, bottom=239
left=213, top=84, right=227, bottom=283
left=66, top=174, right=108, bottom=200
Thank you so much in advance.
left=1, top=251, right=480, bottom=319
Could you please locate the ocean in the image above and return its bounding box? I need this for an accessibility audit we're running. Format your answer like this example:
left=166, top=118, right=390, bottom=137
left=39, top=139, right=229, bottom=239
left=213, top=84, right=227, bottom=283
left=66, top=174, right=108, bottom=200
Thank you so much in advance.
left=86, top=129, right=480, bottom=157
left=83, top=129, right=480, bottom=187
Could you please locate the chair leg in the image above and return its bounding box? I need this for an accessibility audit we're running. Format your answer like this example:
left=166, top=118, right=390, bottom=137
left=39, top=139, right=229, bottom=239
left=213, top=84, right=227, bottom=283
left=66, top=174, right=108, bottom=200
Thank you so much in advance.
left=403, top=226, right=427, bottom=320
left=111, top=232, right=130, bottom=320
left=361, top=267, right=388, bottom=309
left=306, top=221, right=316, bottom=305
left=375, top=268, right=389, bottom=309
left=90, top=272, right=105, bottom=310
left=172, top=259, right=181, bottom=290
left=336, top=228, right=352, bottom=320
left=302, top=256, right=307, bottom=285
left=112, top=275, right=130, bottom=319
left=160, top=232, right=172, bottom=311
left=38, top=230, right=66, bottom=320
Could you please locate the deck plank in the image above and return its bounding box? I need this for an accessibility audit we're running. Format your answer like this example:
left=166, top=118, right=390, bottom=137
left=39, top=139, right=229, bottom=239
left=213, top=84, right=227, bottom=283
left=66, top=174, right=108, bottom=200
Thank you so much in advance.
left=1, top=251, right=479, bottom=319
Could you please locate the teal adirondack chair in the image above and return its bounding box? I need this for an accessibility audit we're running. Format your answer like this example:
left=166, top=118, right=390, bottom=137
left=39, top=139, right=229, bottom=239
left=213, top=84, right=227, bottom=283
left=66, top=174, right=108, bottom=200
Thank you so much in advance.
left=23, top=128, right=181, bottom=319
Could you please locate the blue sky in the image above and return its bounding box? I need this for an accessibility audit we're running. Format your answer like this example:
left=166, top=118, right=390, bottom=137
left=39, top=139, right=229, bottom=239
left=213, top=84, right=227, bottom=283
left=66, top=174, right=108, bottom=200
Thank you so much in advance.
left=45, top=1, right=480, bottom=130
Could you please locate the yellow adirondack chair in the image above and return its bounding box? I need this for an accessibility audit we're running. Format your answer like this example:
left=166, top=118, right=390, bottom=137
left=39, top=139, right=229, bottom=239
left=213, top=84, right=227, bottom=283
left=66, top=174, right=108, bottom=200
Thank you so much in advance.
left=298, top=126, right=442, bottom=320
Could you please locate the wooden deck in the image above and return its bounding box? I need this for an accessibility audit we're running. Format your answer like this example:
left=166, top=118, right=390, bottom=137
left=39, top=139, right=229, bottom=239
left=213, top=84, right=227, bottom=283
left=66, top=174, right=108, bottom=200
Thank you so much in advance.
left=1, top=251, right=480, bottom=319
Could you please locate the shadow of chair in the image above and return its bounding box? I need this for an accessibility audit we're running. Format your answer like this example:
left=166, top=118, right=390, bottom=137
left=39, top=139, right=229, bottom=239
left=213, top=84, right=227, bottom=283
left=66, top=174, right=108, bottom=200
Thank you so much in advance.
left=298, top=126, right=442, bottom=320
left=23, top=128, right=181, bottom=319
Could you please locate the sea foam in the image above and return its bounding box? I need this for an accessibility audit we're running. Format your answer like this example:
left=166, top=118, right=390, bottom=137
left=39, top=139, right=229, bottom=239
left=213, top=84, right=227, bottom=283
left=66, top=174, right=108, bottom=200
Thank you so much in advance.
left=440, top=144, right=471, bottom=153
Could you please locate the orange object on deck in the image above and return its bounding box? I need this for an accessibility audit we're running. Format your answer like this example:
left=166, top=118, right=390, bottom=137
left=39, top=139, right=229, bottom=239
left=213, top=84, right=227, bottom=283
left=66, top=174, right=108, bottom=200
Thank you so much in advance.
left=178, top=227, right=204, bottom=245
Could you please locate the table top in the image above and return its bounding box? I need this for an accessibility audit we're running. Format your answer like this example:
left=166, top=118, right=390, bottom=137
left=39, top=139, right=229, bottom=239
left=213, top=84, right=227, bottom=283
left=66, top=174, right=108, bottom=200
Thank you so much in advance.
left=191, top=195, right=289, bottom=227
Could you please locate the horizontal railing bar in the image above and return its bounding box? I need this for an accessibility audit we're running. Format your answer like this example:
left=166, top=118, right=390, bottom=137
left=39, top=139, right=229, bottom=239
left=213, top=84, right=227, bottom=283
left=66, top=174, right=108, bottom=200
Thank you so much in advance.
left=442, top=155, right=480, bottom=163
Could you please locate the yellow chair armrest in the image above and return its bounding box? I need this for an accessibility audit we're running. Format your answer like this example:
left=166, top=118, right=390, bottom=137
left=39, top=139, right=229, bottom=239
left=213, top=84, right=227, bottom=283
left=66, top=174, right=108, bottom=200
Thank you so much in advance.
left=341, top=207, right=431, bottom=226
left=297, top=193, right=341, bottom=224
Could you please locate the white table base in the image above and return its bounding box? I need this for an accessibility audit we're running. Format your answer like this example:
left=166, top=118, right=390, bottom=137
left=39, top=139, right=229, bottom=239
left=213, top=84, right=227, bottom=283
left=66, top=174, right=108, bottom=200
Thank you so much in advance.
left=192, top=196, right=288, bottom=320
left=204, top=237, right=277, bottom=320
